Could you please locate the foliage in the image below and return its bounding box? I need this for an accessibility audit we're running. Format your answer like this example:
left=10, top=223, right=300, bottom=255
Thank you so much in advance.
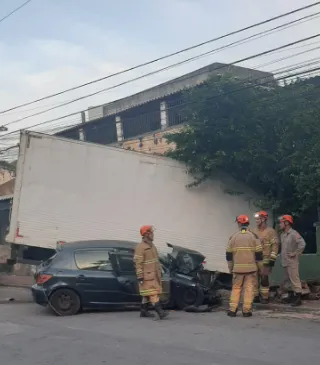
left=0, top=160, right=16, bottom=173
left=165, top=74, right=320, bottom=220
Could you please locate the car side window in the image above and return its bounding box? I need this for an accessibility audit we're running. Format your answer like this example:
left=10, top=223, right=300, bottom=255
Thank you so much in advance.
left=74, top=250, right=113, bottom=271
left=117, top=254, right=135, bottom=273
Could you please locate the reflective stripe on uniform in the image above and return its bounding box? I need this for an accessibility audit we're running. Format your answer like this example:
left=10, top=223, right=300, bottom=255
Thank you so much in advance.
left=233, top=263, right=257, bottom=271
left=143, top=259, right=157, bottom=264
left=270, top=252, right=277, bottom=260
left=232, top=247, right=255, bottom=252
left=140, top=288, right=161, bottom=296
left=255, top=244, right=263, bottom=252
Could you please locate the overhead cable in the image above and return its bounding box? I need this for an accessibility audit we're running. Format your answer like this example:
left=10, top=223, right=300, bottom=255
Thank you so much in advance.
left=0, top=1, right=319, bottom=114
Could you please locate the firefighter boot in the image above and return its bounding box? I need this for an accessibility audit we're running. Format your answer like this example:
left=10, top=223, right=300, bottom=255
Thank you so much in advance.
left=227, top=310, right=237, bottom=317
left=140, top=303, right=155, bottom=318
left=260, top=298, right=269, bottom=305
left=154, top=302, right=169, bottom=320
left=291, top=293, right=302, bottom=307
left=242, top=312, right=253, bottom=318
left=253, top=296, right=260, bottom=303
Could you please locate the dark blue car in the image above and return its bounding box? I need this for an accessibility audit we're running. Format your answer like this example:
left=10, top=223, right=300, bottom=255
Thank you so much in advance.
left=32, top=240, right=219, bottom=316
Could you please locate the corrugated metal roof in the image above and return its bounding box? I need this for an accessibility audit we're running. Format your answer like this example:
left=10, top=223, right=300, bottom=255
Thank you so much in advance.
left=0, top=194, right=13, bottom=201
left=91, top=63, right=274, bottom=116
left=59, top=62, right=274, bottom=135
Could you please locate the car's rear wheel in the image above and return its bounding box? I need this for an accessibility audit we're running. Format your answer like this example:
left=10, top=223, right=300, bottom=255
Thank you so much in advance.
left=49, top=288, right=81, bottom=316
left=174, top=285, right=205, bottom=310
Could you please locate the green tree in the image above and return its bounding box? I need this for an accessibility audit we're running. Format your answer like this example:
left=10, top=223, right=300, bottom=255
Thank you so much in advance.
left=166, top=74, right=320, bottom=219
left=0, top=160, right=16, bottom=173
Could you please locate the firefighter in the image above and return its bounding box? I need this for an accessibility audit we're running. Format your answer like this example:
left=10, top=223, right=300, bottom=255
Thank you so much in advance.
left=226, top=215, right=263, bottom=317
left=133, top=225, right=169, bottom=319
left=252, top=211, right=279, bottom=304
left=279, top=215, right=306, bottom=307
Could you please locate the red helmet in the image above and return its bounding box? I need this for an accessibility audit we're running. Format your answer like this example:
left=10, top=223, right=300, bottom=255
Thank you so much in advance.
left=236, top=215, right=249, bottom=225
left=279, top=215, right=293, bottom=224
left=254, top=211, right=268, bottom=219
left=140, top=225, right=154, bottom=237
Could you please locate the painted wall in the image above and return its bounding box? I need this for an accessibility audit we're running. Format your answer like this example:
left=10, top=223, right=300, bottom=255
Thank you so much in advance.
left=120, top=126, right=182, bottom=155
left=0, top=169, right=14, bottom=185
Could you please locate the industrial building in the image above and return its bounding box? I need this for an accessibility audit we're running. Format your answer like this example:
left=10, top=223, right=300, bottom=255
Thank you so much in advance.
left=56, top=62, right=274, bottom=149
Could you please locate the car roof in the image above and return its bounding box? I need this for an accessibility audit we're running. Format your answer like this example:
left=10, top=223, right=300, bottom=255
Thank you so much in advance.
left=60, top=240, right=138, bottom=251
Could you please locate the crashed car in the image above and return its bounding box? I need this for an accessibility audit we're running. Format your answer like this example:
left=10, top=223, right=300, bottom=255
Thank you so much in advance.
left=32, top=240, right=220, bottom=316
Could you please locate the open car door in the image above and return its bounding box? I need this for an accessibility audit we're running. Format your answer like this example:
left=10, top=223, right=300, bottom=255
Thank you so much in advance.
left=109, top=251, right=171, bottom=306
left=108, top=251, right=140, bottom=303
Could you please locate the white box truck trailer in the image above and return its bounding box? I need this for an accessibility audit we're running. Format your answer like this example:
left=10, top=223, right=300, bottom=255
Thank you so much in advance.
left=6, top=131, right=264, bottom=273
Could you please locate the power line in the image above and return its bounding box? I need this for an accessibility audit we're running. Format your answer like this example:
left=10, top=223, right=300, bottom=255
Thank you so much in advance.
left=1, top=1, right=320, bottom=115
left=3, top=32, right=319, bottom=131
left=2, top=83, right=320, bottom=159
left=0, top=100, right=73, bottom=117
left=254, top=45, right=320, bottom=70
left=1, top=61, right=319, bottom=145
left=267, top=39, right=320, bottom=54
left=2, top=37, right=319, bottom=118
left=0, top=0, right=33, bottom=24
left=1, top=59, right=318, bottom=142
left=0, top=69, right=318, bottom=148
left=0, top=144, right=19, bottom=154
left=1, top=68, right=320, bottom=161
left=54, top=65, right=320, bottom=135
left=2, top=36, right=316, bottom=124
left=2, top=55, right=320, bottom=139
left=267, top=56, right=320, bottom=74
left=3, top=10, right=320, bottom=127
left=57, top=74, right=320, bottom=144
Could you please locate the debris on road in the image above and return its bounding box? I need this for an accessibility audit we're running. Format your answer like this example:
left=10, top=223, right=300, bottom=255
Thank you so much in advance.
left=257, top=309, right=320, bottom=321
left=0, top=286, right=33, bottom=304
left=183, top=304, right=220, bottom=313
left=307, top=292, right=320, bottom=300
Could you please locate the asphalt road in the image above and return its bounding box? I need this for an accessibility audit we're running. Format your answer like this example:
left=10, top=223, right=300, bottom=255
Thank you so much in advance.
left=0, top=303, right=319, bottom=365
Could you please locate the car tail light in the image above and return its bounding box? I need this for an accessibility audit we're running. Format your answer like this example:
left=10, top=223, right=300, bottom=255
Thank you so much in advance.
left=56, top=241, right=66, bottom=250
left=202, top=261, right=206, bottom=264
left=36, top=274, right=53, bottom=285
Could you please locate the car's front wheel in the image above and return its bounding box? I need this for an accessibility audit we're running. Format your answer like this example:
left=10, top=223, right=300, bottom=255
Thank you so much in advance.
left=174, top=285, right=205, bottom=310
left=49, top=288, right=81, bottom=316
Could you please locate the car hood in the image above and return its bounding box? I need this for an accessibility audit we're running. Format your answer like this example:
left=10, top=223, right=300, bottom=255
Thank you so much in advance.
left=166, top=243, right=206, bottom=275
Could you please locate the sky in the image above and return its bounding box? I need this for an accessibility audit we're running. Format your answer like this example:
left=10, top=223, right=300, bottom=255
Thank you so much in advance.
left=0, top=0, right=319, bottom=158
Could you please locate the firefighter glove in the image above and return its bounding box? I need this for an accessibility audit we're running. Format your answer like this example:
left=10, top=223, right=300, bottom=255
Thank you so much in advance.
left=268, top=260, right=275, bottom=267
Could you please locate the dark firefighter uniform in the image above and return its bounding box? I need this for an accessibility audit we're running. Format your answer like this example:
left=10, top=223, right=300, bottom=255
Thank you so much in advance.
left=226, top=215, right=263, bottom=316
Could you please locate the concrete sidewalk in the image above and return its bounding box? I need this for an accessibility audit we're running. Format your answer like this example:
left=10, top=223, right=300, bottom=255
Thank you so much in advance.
left=219, top=289, right=320, bottom=313
left=253, top=301, right=320, bottom=314
left=0, top=286, right=33, bottom=304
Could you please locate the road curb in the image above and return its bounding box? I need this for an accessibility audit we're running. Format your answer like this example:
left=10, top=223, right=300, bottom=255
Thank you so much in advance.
left=0, top=284, right=32, bottom=289
left=0, top=299, right=33, bottom=304
left=254, top=302, right=320, bottom=313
